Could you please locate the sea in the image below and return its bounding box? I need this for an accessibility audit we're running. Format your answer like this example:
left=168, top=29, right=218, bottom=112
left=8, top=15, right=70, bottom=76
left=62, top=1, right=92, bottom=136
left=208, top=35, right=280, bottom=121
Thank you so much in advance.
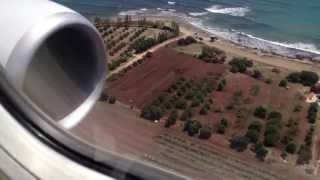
left=54, top=0, right=320, bottom=59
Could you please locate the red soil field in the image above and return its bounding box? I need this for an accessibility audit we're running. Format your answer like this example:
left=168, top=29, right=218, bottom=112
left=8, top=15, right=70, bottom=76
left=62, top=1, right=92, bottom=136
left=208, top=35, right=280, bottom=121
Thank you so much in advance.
left=108, top=48, right=226, bottom=108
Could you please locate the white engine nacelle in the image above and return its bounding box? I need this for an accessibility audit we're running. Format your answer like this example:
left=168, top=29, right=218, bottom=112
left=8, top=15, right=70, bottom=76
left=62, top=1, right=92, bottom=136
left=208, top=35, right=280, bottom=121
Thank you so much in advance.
left=0, top=0, right=106, bottom=129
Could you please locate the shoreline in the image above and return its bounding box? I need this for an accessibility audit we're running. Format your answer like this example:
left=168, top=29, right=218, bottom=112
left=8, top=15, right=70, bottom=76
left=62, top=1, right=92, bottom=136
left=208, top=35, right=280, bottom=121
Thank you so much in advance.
left=91, top=13, right=320, bottom=73
left=142, top=15, right=320, bottom=73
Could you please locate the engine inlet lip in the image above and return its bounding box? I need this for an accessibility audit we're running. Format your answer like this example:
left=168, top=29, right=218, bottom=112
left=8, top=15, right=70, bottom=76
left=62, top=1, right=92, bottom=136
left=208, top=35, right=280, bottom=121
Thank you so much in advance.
left=5, top=12, right=106, bottom=129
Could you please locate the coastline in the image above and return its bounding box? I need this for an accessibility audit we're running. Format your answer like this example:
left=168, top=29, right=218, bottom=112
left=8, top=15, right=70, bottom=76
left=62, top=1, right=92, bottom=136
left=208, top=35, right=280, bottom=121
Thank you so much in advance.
left=90, top=13, right=320, bottom=74
left=140, top=15, right=320, bottom=73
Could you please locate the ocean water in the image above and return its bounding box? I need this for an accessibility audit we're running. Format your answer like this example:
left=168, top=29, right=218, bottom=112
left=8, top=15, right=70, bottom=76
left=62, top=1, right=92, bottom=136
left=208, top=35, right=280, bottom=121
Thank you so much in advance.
left=55, top=0, right=320, bottom=58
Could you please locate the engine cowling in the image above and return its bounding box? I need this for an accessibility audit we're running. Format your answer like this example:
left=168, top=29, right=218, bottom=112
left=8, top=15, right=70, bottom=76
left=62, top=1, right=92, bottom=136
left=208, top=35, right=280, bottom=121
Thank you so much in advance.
left=0, top=0, right=106, bottom=129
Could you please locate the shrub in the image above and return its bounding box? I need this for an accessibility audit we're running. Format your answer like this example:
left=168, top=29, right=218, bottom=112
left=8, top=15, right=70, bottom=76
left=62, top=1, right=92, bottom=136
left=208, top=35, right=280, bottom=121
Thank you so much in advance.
left=141, top=105, right=164, bottom=121
left=191, top=98, right=201, bottom=107
left=145, top=51, right=153, bottom=58
left=279, top=80, right=287, bottom=87
left=177, top=36, right=196, bottom=46
left=185, top=91, right=194, bottom=100
left=252, top=69, right=262, bottom=79
left=100, top=93, right=109, bottom=102
left=175, top=99, right=187, bottom=109
left=287, top=71, right=319, bottom=87
left=184, top=120, right=202, bottom=136
left=108, top=96, right=117, bottom=104
left=264, top=125, right=281, bottom=147
left=268, top=111, right=282, bottom=121
left=131, top=36, right=157, bottom=54
left=250, top=85, right=260, bottom=96
left=246, top=129, right=260, bottom=143
left=199, top=46, right=226, bottom=64
left=254, top=106, right=267, bottom=119
left=286, top=72, right=301, bottom=83
left=217, top=79, right=226, bottom=91
left=229, top=57, right=253, bottom=73
left=300, top=71, right=319, bottom=86
left=230, top=135, right=250, bottom=152
left=248, top=121, right=263, bottom=132
left=255, top=143, right=268, bottom=161
left=293, top=104, right=303, bottom=112
left=307, top=103, right=318, bottom=124
left=199, top=124, right=213, bottom=140
left=217, top=124, right=226, bottom=134
left=297, top=145, right=312, bottom=164
left=157, top=32, right=168, bottom=43
left=285, top=142, right=297, bottom=154
left=165, top=110, right=178, bottom=128
left=265, top=78, right=273, bottom=84
left=199, top=107, right=208, bottom=115
left=180, top=108, right=193, bottom=121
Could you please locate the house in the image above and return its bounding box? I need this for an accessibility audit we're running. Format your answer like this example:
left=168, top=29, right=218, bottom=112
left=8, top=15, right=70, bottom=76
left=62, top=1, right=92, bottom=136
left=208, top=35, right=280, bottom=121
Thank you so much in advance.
left=306, top=92, right=318, bottom=103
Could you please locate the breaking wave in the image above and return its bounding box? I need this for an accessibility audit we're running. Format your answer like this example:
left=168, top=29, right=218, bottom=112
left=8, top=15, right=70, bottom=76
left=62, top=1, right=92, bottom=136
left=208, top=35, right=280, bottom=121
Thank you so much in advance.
left=205, top=5, right=250, bottom=17
left=188, top=12, right=209, bottom=16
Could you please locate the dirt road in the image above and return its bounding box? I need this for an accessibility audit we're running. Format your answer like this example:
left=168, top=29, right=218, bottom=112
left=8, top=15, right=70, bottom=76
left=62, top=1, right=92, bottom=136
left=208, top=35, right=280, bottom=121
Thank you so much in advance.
left=108, top=35, right=185, bottom=77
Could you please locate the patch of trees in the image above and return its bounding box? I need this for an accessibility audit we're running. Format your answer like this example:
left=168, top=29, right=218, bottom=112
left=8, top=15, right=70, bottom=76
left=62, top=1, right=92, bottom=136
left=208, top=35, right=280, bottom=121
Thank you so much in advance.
left=297, top=126, right=314, bottom=164
left=246, top=121, right=262, bottom=143
left=199, top=124, right=213, bottom=140
left=131, top=36, right=157, bottom=54
left=263, top=111, right=283, bottom=147
left=141, top=77, right=214, bottom=130
left=229, top=57, right=253, bottom=73
left=307, top=102, right=318, bottom=124
left=279, top=79, right=287, bottom=87
left=183, top=120, right=202, bottom=136
left=285, top=142, right=297, bottom=154
left=198, top=46, right=226, bottom=64
left=286, top=71, right=319, bottom=87
left=230, top=135, right=249, bottom=152
left=108, top=54, right=130, bottom=71
left=157, top=32, right=169, bottom=43
left=171, top=21, right=180, bottom=37
left=129, top=28, right=146, bottom=41
left=254, top=106, right=267, bottom=119
left=281, top=118, right=299, bottom=147
left=177, top=36, right=197, bottom=46
left=254, top=143, right=268, bottom=161
left=165, top=110, right=178, bottom=128
left=141, top=104, right=164, bottom=121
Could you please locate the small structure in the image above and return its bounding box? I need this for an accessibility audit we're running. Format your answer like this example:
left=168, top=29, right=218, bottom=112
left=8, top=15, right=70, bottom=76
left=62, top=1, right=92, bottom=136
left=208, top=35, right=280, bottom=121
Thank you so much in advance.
left=306, top=92, right=318, bottom=103
left=210, top=36, right=218, bottom=42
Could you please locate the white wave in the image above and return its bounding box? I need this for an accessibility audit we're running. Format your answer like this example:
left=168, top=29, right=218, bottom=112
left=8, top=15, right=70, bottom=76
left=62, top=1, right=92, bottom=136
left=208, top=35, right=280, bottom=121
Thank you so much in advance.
left=157, top=8, right=165, bottom=11
left=240, top=33, right=320, bottom=55
left=168, top=9, right=176, bottom=12
left=118, top=10, right=144, bottom=16
left=168, top=1, right=176, bottom=5
left=140, top=8, right=148, bottom=11
left=205, top=5, right=250, bottom=17
left=189, top=12, right=209, bottom=16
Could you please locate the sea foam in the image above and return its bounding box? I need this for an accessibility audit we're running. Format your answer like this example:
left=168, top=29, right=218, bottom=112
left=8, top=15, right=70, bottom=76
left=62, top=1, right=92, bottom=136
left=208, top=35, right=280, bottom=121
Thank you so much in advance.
left=205, top=5, right=250, bottom=17
left=189, top=12, right=209, bottom=17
